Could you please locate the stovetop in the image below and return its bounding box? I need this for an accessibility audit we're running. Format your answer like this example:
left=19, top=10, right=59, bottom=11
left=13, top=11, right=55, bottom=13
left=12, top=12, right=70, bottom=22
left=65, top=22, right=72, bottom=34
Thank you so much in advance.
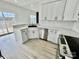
left=59, top=35, right=73, bottom=59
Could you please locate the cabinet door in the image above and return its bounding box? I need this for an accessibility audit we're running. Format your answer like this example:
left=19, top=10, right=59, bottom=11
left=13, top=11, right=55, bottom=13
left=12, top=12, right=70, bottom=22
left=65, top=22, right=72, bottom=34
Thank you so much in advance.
left=33, top=30, right=39, bottom=38
left=28, top=28, right=39, bottom=39
left=39, top=28, right=44, bottom=39
left=28, top=29, right=34, bottom=39
left=48, top=30, right=59, bottom=44
left=0, top=21, right=4, bottom=35
left=73, top=8, right=79, bottom=21
left=21, top=29, right=28, bottom=43
left=15, top=30, right=23, bottom=44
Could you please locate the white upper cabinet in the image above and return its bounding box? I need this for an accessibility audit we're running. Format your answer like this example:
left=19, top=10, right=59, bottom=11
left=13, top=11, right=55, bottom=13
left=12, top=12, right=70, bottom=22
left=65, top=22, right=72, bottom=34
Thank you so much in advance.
left=41, top=0, right=66, bottom=20
left=63, top=0, right=78, bottom=21
left=73, top=3, right=79, bottom=21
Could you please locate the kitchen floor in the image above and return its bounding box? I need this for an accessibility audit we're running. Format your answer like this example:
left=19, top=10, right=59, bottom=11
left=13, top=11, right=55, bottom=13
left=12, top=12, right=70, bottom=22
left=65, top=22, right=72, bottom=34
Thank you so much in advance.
left=0, top=33, right=58, bottom=59
left=23, top=39, right=58, bottom=59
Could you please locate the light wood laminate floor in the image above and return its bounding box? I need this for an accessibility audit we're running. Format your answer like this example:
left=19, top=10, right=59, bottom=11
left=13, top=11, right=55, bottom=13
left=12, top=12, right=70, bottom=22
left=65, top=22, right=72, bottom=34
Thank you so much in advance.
left=0, top=34, right=58, bottom=59
left=23, top=39, right=58, bottom=59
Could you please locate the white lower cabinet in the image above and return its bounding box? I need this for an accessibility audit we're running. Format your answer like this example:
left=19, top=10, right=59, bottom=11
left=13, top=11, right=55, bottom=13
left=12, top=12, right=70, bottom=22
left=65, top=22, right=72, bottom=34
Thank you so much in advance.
left=21, top=29, right=28, bottom=42
left=15, top=30, right=23, bottom=44
left=14, top=28, right=28, bottom=44
left=47, top=29, right=59, bottom=44
left=28, top=27, right=39, bottom=39
left=39, top=28, right=44, bottom=39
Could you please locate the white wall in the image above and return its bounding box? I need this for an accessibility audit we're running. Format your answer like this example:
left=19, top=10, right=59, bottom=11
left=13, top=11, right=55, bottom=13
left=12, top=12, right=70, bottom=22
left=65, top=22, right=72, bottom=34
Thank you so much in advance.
left=0, top=1, right=36, bottom=25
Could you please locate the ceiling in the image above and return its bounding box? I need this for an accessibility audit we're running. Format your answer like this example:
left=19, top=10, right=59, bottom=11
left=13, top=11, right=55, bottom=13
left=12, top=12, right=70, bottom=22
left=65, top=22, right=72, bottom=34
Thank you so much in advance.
left=1, top=0, right=61, bottom=11
left=3, top=0, right=41, bottom=5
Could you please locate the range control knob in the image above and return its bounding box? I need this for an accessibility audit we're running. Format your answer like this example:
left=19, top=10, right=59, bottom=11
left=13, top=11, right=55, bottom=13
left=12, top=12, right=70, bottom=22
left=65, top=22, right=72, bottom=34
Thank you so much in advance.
left=63, top=46, right=67, bottom=54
